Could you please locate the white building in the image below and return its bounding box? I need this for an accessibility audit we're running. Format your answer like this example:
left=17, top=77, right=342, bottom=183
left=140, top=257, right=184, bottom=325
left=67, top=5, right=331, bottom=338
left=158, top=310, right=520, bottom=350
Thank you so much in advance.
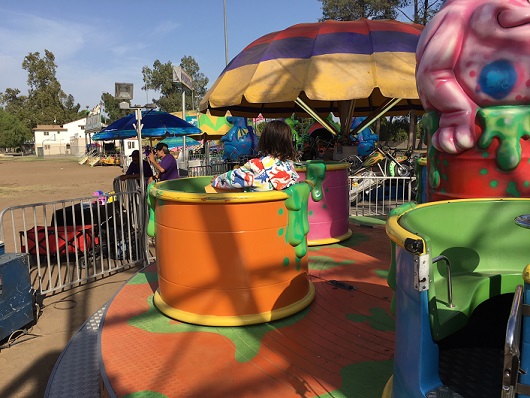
left=33, top=118, right=88, bottom=156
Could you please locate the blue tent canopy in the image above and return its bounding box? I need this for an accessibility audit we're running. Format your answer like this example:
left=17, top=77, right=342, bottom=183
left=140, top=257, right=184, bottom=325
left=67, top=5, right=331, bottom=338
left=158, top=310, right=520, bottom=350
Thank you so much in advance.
left=92, top=110, right=201, bottom=141
left=161, top=136, right=200, bottom=149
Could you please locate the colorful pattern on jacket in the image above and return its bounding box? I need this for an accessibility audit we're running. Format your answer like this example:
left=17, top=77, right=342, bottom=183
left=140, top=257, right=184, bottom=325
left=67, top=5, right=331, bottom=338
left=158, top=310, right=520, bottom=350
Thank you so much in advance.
left=212, top=155, right=299, bottom=191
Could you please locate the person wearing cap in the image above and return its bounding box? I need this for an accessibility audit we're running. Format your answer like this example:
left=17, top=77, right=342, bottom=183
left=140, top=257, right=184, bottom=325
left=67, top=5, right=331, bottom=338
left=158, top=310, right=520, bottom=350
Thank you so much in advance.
left=119, top=150, right=153, bottom=182
left=147, top=142, right=179, bottom=182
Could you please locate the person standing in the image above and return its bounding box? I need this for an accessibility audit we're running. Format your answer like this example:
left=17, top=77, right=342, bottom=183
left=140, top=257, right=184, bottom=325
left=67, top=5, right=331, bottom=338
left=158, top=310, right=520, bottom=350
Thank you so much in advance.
left=148, top=142, right=179, bottom=182
left=119, top=150, right=153, bottom=182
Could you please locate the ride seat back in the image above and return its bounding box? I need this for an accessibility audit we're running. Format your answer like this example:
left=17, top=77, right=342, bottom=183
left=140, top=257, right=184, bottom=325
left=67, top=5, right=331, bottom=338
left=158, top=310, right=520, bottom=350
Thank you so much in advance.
left=399, top=200, right=530, bottom=340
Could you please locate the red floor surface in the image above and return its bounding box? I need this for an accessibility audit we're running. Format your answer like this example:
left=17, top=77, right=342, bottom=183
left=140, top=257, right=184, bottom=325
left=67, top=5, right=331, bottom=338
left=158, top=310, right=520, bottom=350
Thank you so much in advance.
left=100, top=223, right=394, bottom=397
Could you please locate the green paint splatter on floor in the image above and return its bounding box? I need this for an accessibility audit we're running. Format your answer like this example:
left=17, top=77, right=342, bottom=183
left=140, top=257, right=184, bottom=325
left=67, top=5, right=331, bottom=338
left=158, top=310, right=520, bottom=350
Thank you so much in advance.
left=128, top=271, right=158, bottom=285
left=123, top=392, right=168, bottom=398
left=318, top=360, right=394, bottom=398
left=374, top=269, right=389, bottom=279
left=309, top=256, right=355, bottom=270
left=309, top=233, right=370, bottom=252
left=128, top=294, right=310, bottom=363
left=347, top=307, right=395, bottom=332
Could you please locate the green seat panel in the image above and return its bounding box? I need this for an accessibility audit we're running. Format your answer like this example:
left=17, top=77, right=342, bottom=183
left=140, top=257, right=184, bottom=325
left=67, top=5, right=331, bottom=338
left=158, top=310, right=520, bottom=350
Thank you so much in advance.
left=398, top=200, right=530, bottom=340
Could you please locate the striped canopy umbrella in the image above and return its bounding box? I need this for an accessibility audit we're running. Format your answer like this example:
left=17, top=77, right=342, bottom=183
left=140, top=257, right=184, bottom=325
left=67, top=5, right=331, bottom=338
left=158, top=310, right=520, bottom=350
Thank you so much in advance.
left=199, top=19, right=425, bottom=135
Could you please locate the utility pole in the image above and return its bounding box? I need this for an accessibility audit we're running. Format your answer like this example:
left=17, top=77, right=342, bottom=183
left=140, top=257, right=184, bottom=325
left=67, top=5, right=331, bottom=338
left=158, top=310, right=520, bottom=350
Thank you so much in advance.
left=224, top=0, right=229, bottom=66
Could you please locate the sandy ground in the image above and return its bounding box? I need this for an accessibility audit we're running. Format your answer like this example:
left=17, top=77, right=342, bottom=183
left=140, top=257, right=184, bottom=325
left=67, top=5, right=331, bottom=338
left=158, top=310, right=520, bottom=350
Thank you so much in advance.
left=0, top=156, right=123, bottom=211
left=0, top=156, right=142, bottom=398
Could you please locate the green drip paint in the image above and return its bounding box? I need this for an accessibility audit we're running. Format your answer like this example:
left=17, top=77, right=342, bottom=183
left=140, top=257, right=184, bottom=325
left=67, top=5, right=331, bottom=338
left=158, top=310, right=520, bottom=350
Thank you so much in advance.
left=346, top=307, right=395, bottom=332
left=128, top=294, right=310, bottom=362
left=424, top=112, right=441, bottom=189
left=283, top=161, right=326, bottom=260
left=283, top=257, right=289, bottom=266
left=283, top=183, right=311, bottom=259
left=146, top=182, right=157, bottom=237
left=305, top=160, right=326, bottom=201
left=506, top=181, right=521, bottom=197
left=278, top=227, right=284, bottom=236
left=481, top=152, right=489, bottom=158
left=478, top=106, right=530, bottom=171
left=480, top=169, right=488, bottom=175
left=308, top=210, right=313, bottom=216
left=278, top=208, right=284, bottom=215
left=525, top=181, right=530, bottom=188
left=490, top=180, right=498, bottom=188
left=322, top=203, right=327, bottom=209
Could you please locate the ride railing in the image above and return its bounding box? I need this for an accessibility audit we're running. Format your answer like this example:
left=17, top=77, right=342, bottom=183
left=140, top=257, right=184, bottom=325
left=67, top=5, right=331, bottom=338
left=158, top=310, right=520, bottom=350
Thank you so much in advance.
left=0, top=190, right=145, bottom=298
left=187, top=162, right=231, bottom=177
left=502, top=285, right=524, bottom=397
left=349, top=174, right=416, bottom=216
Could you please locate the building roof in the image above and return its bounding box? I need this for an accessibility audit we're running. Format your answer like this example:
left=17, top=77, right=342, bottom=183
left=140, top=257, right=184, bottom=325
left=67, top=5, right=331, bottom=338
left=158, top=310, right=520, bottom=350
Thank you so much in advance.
left=32, top=124, right=68, bottom=132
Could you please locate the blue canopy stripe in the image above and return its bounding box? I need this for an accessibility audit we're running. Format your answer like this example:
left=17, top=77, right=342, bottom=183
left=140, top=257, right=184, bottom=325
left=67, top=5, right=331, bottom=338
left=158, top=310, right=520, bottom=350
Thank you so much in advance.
left=92, top=110, right=200, bottom=141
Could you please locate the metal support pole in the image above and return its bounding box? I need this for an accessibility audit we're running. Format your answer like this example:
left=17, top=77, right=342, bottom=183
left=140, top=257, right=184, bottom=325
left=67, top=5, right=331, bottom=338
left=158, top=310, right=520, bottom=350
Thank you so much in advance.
left=134, top=108, right=148, bottom=264
left=182, top=90, right=187, bottom=170
left=224, top=0, right=229, bottom=66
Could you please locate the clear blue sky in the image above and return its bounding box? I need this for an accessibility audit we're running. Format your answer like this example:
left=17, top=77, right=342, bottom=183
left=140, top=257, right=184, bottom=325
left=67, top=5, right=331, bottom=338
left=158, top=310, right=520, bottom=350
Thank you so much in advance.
left=0, top=0, right=326, bottom=110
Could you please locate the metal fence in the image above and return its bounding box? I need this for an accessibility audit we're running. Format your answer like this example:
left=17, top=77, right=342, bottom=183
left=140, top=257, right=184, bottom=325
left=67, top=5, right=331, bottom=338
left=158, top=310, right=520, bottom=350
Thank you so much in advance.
left=0, top=188, right=145, bottom=298
left=0, top=170, right=413, bottom=298
left=349, top=174, right=416, bottom=216
left=188, top=162, right=231, bottom=177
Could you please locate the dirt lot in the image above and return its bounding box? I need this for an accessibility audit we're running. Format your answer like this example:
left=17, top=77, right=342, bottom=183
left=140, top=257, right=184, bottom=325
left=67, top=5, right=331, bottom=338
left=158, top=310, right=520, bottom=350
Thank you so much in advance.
left=0, top=156, right=141, bottom=398
left=0, top=156, right=122, bottom=212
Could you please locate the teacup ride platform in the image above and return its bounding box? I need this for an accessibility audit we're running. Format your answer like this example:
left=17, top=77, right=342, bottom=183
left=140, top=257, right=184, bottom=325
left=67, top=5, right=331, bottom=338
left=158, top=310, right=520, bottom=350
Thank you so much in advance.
left=95, top=219, right=395, bottom=397
left=47, top=167, right=396, bottom=397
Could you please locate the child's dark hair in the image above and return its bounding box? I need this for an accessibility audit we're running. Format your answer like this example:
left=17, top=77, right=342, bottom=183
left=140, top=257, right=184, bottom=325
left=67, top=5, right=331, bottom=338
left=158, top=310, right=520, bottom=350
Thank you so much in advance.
left=256, top=120, right=298, bottom=161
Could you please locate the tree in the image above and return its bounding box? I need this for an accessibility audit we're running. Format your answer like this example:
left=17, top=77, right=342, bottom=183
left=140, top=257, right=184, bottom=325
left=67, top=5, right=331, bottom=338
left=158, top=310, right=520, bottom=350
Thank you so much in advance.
left=180, top=56, right=209, bottom=110
left=100, top=92, right=131, bottom=124
left=318, top=0, right=441, bottom=24
left=0, top=108, right=32, bottom=150
left=142, top=56, right=209, bottom=113
left=1, top=50, right=83, bottom=130
left=318, top=0, right=407, bottom=21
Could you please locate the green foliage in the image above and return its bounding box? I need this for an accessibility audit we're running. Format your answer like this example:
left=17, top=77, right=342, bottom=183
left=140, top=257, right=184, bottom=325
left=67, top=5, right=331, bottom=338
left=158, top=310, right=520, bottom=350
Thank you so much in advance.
left=0, top=49, right=83, bottom=133
left=318, top=0, right=441, bottom=24
left=0, top=108, right=32, bottom=149
left=318, top=0, right=407, bottom=21
left=100, top=92, right=131, bottom=124
left=378, top=116, right=410, bottom=143
left=142, top=56, right=209, bottom=113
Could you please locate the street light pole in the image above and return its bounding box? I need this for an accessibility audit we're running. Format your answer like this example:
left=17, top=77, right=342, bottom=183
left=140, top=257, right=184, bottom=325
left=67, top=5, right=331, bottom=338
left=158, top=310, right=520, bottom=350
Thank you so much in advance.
left=133, top=107, right=145, bottom=200
left=182, top=89, right=187, bottom=169
left=224, top=0, right=229, bottom=66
